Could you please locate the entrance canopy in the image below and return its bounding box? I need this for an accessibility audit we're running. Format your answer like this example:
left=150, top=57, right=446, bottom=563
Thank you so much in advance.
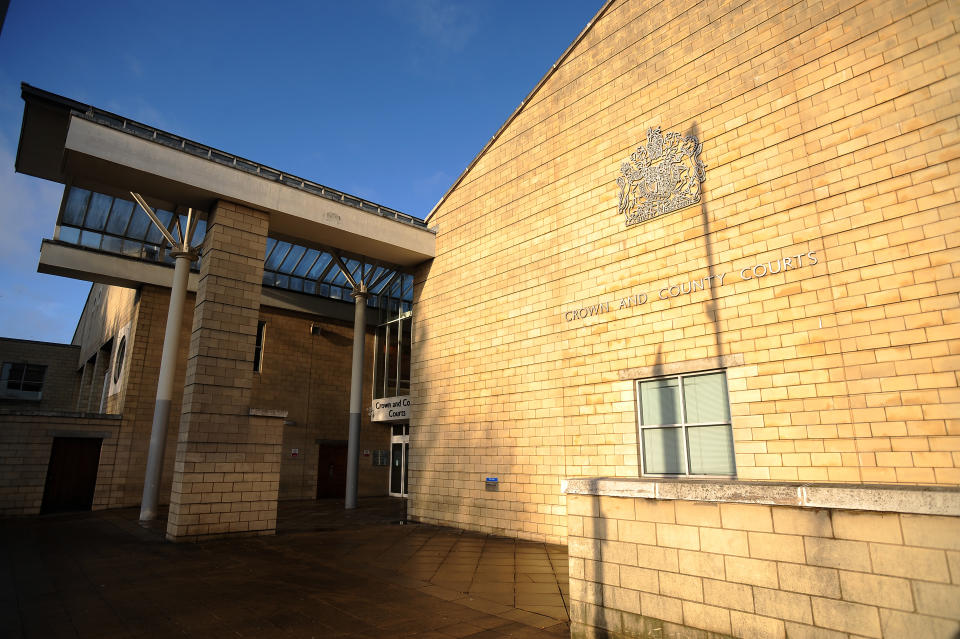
left=16, top=84, right=433, bottom=317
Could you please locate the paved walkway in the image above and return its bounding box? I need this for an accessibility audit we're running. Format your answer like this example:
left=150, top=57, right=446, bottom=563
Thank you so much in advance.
left=1, top=498, right=570, bottom=638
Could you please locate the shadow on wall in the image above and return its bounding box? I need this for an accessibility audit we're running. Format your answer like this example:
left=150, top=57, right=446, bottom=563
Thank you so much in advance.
left=637, top=122, right=730, bottom=477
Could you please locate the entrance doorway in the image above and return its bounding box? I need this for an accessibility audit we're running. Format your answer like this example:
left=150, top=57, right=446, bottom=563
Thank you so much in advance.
left=316, top=442, right=347, bottom=499
left=41, top=436, right=102, bottom=514
left=389, top=424, right=409, bottom=497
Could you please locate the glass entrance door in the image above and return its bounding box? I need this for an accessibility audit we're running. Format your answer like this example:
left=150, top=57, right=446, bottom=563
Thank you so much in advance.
left=389, top=424, right=409, bottom=497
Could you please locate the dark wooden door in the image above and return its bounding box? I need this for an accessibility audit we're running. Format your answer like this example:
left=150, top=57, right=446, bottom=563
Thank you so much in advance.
left=316, top=444, right=347, bottom=499
left=41, top=437, right=102, bottom=514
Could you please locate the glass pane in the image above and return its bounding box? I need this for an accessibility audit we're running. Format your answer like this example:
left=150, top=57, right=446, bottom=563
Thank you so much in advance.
left=278, top=244, right=306, bottom=273
left=374, top=325, right=386, bottom=399
left=683, top=372, right=730, bottom=424
left=330, top=269, right=348, bottom=286
left=79, top=230, right=101, bottom=249
left=121, top=239, right=143, bottom=258
left=687, top=425, right=736, bottom=475
left=384, top=324, right=395, bottom=396
left=263, top=237, right=277, bottom=263
left=265, top=241, right=290, bottom=271
left=101, top=235, right=123, bottom=254
left=62, top=188, right=90, bottom=226
left=145, top=209, right=174, bottom=244
left=59, top=226, right=81, bottom=244
left=142, top=244, right=161, bottom=262
left=371, top=272, right=395, bottom=295
left=399, top=319, right=411, bottom=395
left=105, top=199, right=135, bottom=235
left=191, top=218, right=207, bottom=245
left=642, top=427, right=685, bottom=474
left=84, top=193, right=113, bottom=230
left=390, top=443, right=402, bottom=494
left=293, top=249, right=319, bottom=277
left=126, top=206, right=152, bottom=239
left=640, top=377, right=681, bottom=425
left=307, top=253, right=331, bottom=280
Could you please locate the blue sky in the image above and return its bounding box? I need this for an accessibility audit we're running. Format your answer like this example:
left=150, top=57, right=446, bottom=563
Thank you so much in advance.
left=0, top=0, right=603, bottom=343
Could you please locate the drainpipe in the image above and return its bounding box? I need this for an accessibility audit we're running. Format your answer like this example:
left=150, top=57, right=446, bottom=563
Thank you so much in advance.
left=345, top=284, right=368, bottom=509
left=139, top=249, right=194, bottom=522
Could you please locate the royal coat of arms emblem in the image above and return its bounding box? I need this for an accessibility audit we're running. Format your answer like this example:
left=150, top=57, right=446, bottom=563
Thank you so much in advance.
left=616, top=127, right=706, bottom=227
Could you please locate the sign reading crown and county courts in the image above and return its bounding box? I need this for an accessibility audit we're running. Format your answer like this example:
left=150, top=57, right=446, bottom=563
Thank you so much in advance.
left=371, top=395, right=411, bottom=422
left=563, top=250, right=821, bottom=323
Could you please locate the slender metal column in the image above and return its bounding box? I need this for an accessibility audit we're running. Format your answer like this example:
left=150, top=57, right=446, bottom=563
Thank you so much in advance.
left=345, top=286, right=368, bottom=509
left=139, top=250, right=194, bottom=522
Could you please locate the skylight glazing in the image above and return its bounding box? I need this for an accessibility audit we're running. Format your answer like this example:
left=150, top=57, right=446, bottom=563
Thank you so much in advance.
left=261, top=238, right=414, bottom=312
left=57, top=186, right=206, bottom=266
left=55, top=186, right=414, bottom=312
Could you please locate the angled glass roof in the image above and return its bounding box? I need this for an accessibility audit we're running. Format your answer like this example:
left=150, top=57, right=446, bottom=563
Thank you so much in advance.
left=57, top=186, right=205, bottom=266
left=55, top=185, right=413, bottom=314
left=262, top=237, right=413, bottom=313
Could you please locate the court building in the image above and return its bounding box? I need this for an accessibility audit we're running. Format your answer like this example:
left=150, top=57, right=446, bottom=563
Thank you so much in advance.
left=2, top=0, right=959, bottom=637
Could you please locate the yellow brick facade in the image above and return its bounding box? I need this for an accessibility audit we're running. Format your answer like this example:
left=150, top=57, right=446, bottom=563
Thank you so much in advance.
left=411, top=0, right=960, bottom=544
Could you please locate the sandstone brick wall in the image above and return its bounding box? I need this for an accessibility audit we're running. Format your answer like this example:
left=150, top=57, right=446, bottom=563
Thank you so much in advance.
left=567, top=490, right=960, bottom=638
left=167, top=200, right=278, bottom=540
left=411, top=0, right=960, bottom=543
left=0, top=338, right=81, bottom=411
left=250, top=308, right=389, bottom=500
left=0, top=413, right=121, bottom=515
left=51, top=278, right=388, bottom=515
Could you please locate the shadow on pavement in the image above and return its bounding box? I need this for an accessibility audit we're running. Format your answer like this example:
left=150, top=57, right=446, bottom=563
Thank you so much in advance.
left=0, top=497, right=569, bottom=638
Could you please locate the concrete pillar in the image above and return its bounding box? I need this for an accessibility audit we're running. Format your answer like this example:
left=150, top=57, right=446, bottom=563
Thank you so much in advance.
left=166, top=201, right=282, bottom=541
left=139, top=251, right=193, bottom=522
left=345, top=288, right=367, bottom=509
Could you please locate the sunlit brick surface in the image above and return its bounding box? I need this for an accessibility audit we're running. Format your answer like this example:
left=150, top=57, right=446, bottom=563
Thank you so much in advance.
left=567, top=493, right=960, bottom=638
left=410, top=0, right=960, bottom=544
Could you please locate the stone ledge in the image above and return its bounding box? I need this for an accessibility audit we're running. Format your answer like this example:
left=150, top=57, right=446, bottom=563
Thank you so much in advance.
left=0, top=410, right=122, bottom=419
left=562, top=477, right=960, bottom=516
left=248, top=408, right=288, bottom=418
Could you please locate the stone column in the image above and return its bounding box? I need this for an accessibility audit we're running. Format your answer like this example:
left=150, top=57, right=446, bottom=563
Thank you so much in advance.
left=166, top=201, right=282, bottom=541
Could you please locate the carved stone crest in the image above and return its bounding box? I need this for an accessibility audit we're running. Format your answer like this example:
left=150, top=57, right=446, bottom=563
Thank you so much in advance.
left=617, top=127, right=706, bottom=227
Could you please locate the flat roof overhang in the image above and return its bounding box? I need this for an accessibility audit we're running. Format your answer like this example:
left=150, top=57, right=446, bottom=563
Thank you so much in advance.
left=16, top=86, right=434, bottom=268
left=38, top=240, right=373, bottom=326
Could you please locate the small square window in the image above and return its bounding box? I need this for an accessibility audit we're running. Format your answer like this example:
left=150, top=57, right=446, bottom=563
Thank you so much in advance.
left=637, top=370, right=735, bottom=477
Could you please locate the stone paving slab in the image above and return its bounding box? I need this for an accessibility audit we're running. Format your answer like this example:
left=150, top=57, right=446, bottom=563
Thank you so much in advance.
left=1, top=498, right=569, bottom=638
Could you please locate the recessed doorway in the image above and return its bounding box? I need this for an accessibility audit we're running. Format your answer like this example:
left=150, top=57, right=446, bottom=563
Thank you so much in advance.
left=41, top=436, right=102, bottom=514
left=316, top=442, right=347, bottom=499
left=389, top=424, right=409, bottom=497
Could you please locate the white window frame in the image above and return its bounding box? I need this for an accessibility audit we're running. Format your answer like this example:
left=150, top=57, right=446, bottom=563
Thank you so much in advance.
left=0, top=362, right=46, bottom=401
left=636, top=369, right=736, bottom=478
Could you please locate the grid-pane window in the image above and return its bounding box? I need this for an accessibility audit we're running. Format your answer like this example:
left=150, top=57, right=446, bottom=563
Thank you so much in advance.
left=373, top=313, right=411, bottom=400
left=637, top=371, right=734, bottom=476
left=1, top=362, right=47, bottom=400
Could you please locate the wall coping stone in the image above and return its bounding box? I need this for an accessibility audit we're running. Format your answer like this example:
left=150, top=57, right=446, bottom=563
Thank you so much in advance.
left=0, top=410, right=122, bottom=420
left=46, top=430, right=115, bottom=439
left=248, top=408, right=288, bottom=418
left=562, top=477, right=960, bottom=516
